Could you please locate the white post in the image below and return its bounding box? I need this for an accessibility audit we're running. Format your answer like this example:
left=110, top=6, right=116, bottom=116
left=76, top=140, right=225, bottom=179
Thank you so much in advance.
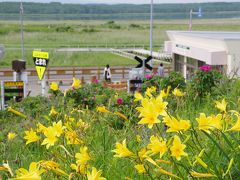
left=183, top=56, right=187, bottom=79
left=23, top=81, right=27, bottom=98
left=41, top=75, right=46, bottom=96
left=1, top=81, right=4, bottom=110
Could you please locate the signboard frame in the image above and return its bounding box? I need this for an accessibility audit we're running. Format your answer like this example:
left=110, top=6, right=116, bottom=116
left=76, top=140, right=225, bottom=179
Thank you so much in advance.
left=0, top=81, right=26, bottom=110
left=32, top=50, right=49, bottom=81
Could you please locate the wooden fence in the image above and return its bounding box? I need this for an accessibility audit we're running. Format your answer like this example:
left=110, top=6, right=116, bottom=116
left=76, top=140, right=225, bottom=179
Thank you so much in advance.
left=0, top=65, right=173, bottom=90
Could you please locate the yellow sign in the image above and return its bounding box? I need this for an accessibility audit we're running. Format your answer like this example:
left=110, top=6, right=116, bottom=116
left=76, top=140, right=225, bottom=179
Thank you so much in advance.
left=4, top=81, right=24, bottom=87
left=35, top=66, right=46, bottom=80
left=33, top=51, right=49, bottom=59
left=32, top=50, right=49, bottom=80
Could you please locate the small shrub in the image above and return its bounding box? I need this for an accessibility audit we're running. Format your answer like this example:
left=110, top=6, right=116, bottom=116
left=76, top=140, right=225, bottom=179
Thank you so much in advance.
left=141, top=72, right=185, bottom=92
left=55, top=26, right=74, bottom=32
left=65, top=83, right=114, bottom=109
left=189, top=65, right=222, bottom=98
left=161, top=71, right=185, bottom=90
left=129, top=24, right=141, bottom=28
left=81, top=28, right=98, bottom=33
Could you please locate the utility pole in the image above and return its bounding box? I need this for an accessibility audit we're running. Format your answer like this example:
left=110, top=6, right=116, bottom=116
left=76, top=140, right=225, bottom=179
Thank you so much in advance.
left=20, top=1, right=25, bottom=60
left=17, top=1, right=28, bottom=83
left=189, top=7, right=202, bottom=31
left=149, top=0, right=153, bottom=68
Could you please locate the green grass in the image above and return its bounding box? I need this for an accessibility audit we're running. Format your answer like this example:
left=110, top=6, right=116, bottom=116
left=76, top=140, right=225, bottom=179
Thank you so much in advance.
left=0, top=50, right=137, bottom=68
left=0, top=19, right=240, bottom=67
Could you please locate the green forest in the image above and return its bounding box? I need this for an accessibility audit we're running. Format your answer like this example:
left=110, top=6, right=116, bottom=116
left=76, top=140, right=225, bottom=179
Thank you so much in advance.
left=0, top=2, right=240, bottom=20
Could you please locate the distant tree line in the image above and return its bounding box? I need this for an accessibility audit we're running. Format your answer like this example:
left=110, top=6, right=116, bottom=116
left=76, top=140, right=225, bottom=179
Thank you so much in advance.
left=0, top=2, right=239, bottom=20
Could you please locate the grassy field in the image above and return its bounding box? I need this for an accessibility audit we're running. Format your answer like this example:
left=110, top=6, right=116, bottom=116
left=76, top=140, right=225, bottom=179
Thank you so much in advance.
left=0, top=50, right=137, bottom=68
left=0, top=19, right=240, bottom=67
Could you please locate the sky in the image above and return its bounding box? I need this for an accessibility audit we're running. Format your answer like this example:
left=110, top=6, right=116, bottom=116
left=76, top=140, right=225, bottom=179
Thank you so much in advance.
left=0, top=0, right=239, bottom=4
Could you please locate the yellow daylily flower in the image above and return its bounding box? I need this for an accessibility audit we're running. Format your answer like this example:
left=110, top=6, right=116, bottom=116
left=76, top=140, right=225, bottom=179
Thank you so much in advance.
left=50, top=82, right=59, bottom=91
left=39, top=160, right=68, bottom=177
left=172, top=88, right=185, bottom=97
left=7, top=106, right=27, bottom=119
left=138, top=148, right=149, bottom=161
left=2, top=161, right=14, bottom=176
left=8, top=132, right=17, bottom=141
left=145, top=86, right=156, bottom=98
left=52, top=120, right=65, bottom=137
left=160, top=86, right=171, bottom=98
left=87, top=167, right=106, bottom=180
left=215, top=99, right=227, bottom=113
left=134, top=164, right=146, bottom=174
left=170, top=135, right=187, bottom=161
left=147, top=135, right=167, bottom=158
left=156, top=159, right=172, bottom=165
left=190, top=171, right=216, bottom=178
left=70, top=164, right=89, bottom=175
left=163, top=115, right=191, bottom=133
left=159, top=168, right=182, bottom=179
left=136, top=135, right=141, bottom=143
left=10, top=162, right=44, bottom=180
left=196, top=113, right=222, bottom=133
left=210, top=114, right=223, bottom=130
left=136, top=97, right=167, bottom=129
left=134, top=92, right=143, bottom=102
left=37, top=122, right=48, bottom=133
left=96, top=106, right=110, bottom=113
left=75, top=147, right=91, bottom=165
left=195, top=156, right=208, bottom=169
left=41, top=126, right=58, bottom=149
left=72, top=77, right=81, bottom=89
left=0, top=166, right=8, bottom=171
left=114, top=112, right=128, bottom=121
left=65, top=130, right=82, bottom=145
left=228, top=114, right=240, bottom=131
left=24, top=128, right=41, bottom=145
left=76, top=119, right=90, bottom=131
left=112, top=139, right=134, bottom=158
left=49, top=106, right=58, bottom=117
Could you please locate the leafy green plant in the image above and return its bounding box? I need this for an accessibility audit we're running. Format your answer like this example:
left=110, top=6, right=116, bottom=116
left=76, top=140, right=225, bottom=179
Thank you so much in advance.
left=65, top=83, right=114, bottom=109
left=189, top=65, right=222, bottom=98
left=141, top=72, right=185, bottom=92
left=161, top=71, right=186, bottom=90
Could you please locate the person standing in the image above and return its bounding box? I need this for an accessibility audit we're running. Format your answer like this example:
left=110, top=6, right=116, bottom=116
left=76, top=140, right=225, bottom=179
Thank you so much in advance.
left=104, top=64, right=111, bottom=82
left=157, top=63, right=164, bottom=77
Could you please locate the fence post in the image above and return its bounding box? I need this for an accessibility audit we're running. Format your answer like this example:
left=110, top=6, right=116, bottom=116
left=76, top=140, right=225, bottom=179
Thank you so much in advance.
left=97, top=67, right=100, bottom=80
left=73, top=67, right=75, bottom=78
left=81, top=76, right=84, bottom=84
left=47, top=68, right=50, bottom=80
left=122, top=66, right=125, bottom=79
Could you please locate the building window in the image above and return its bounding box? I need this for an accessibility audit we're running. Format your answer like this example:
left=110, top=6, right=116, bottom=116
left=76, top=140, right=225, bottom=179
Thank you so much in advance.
left=198, top=60, right=205, bottom=68
left=174, top=54, right=184, bottom=74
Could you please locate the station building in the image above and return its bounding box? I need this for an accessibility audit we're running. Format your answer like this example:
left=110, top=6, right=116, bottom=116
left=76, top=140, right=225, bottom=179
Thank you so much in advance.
left=164, top=31, right=240, bottom=79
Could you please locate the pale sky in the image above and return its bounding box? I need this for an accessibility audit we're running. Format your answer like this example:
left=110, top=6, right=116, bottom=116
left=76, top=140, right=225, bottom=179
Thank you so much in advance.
left=0, top=0, right=239, bottom=4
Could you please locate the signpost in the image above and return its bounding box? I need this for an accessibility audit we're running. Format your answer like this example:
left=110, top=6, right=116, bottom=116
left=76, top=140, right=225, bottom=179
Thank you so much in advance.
left=128, top=56, right=153, bottom=93
left=32, top=50, right=49, bottom=96
left=1, top=81, right=26, bottom=110
left=135, top=56, right=153, bottom=71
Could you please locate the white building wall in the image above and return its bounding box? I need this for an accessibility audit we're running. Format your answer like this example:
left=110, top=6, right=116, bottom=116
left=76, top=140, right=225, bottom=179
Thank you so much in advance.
left=165, top=31, right=240, bottom=77
left=225, top=40, right=240, bottom=76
